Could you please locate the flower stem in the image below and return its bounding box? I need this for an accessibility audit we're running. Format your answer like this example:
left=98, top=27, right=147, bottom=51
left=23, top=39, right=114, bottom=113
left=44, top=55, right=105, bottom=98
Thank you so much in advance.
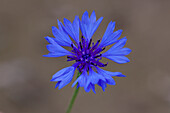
left=66, top=72, right=81, bottom=113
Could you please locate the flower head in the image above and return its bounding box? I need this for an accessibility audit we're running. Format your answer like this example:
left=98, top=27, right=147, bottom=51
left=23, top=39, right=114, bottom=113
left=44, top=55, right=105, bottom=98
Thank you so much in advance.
left=44, top=11, right=131, bottom=93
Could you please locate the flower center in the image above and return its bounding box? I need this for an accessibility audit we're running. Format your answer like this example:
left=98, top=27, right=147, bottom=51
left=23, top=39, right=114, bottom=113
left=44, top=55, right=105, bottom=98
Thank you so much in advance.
left=67, top=36, right=107, bottom=72
left=82, top=54, right=90, bottom=60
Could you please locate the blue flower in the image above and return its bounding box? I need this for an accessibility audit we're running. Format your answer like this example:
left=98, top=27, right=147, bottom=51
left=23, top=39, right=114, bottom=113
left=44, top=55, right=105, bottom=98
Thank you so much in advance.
left=44, top=11, right=131, bottom=93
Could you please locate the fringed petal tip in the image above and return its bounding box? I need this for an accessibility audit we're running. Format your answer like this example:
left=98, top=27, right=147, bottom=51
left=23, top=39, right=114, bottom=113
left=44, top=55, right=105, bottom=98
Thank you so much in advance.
left=62, top=16, right=80, bottom=44
left=42, top=54, right=48, bottom=57
left=80, top=11, right=103, bottom=41
left=44, top=36, right=72, bottom=57
left=50, top=66, right=76, bottom=89
left=71, top=67, right=126, bottom=93
left=102, top=36, right=131, bottom=64
left=51, top=24, right=72, bottom=47
left=116, top=74, right=126, bottom=77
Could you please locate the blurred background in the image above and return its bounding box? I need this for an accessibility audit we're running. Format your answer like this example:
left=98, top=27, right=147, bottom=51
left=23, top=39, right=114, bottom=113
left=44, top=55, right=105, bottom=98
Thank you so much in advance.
left=0, top=0, right=170, bottom=113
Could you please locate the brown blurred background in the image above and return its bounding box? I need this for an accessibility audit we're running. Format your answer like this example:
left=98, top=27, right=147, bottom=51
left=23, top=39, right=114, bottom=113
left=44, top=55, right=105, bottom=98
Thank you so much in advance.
left=0, top=0, right=170, bottom=113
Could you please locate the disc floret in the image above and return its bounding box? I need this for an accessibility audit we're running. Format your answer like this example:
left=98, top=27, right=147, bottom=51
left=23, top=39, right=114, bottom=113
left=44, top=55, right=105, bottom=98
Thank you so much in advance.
left=67, top=36, right=107, bottom=72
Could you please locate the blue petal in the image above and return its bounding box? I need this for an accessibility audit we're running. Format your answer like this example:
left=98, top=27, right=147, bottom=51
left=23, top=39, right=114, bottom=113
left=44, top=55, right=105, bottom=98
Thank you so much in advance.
left=106, top=78, right=116, bottom=85
left=89, top=17, right=103, bottom=39
left=75, top=68, right=105, bottom=93
left=82, top=11, right=90, bottom=25
left=51, top=66, right=75, bottom=89
left=85, top=83, right=96, bottom=94
left=85, top=84, right=91, bottom=92
left=102, top=21, right=116, bottom=40
left=91, top=84, right=96, bottom=94
left=102, top=37, right=131, bottom=64
left=111, top=37, right=127, bottom=49
left=55, top=81, right=61, bottom=88
left=43, top=37, right=72, bottom=57
left=104, top=48, right=131, bottom=56
left=96, top=67, right=124, bottom=85
left=89, top=69, right=105, bottom=84
left=99, top=29, right=123, bottom=48
left=99, top=21, right=125, bottom=48
left=58, top=73, right=74, bottom=89
left=62, top=16, right=79, bottom=44
left=51, top=66, right=75, bottom=81
left=98, top=80, right=107, bottom=92
left=116, top=75, right=126, bottom=77
left=90, top=11, right=96, bottom=23
left=104, top=56, right=130, bottom=64
left=96, top=67, right=125, bottom=77
left=80, top=11, right=103, bottom=41
left=80, top=20, right=86, bottom=38
left=51, top=20, right=72, bottom=47
left=88, top=68, right=100, bottom=84
left=72, top=71, right=88, bottom=88
left=44, top=36, right=56, bottom=44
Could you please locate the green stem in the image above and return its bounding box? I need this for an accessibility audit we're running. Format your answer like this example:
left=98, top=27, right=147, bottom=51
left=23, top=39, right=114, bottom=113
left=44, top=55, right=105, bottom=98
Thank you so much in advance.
left=66, top=72, right=81, bottom=113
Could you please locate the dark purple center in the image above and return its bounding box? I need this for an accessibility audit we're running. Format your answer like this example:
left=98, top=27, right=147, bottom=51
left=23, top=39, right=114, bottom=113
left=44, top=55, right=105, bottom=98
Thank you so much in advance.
left=67, top=36, right=107, bottom=72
